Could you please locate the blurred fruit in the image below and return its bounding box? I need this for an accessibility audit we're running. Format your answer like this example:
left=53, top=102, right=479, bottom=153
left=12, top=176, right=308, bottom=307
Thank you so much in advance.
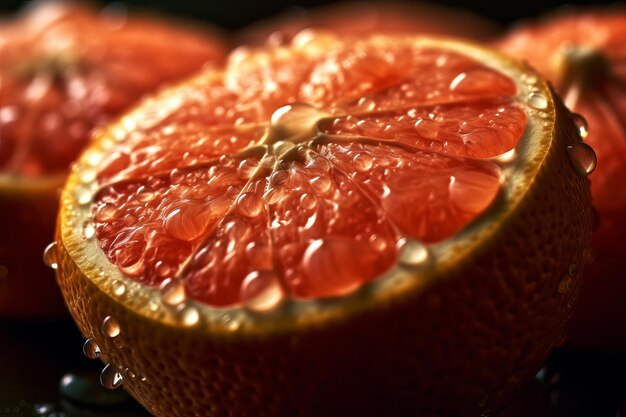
left=498, top=9, right=626, bottom=350
left=238, top=1, right=499, bottom=46
left=56, top=32, right=592, bottom=416
left=0, top=1, right=226, bottom=318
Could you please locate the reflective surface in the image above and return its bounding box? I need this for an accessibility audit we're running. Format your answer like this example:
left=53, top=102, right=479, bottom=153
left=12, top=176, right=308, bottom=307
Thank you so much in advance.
left=0, top=318, right=624, bottom=416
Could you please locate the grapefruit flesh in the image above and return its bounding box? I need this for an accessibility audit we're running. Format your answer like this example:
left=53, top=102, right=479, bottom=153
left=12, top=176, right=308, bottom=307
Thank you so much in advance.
left=91, top=42, right=524, bottom=306
left=0, top=1, right=226, bottom=317
left=498, top=10, right=626, bottom=350
left=55, top=34, right=592, bottom=417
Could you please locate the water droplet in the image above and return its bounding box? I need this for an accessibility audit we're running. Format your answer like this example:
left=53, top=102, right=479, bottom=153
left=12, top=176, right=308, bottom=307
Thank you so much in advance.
left=368, top=234, right=388, bottom=252
left=84, top=223, right=95, bottom=239
left=178, top=306, right=200, bottom=326
left=398, top=239, right=429, bottom=268
left=111, top=280, right=126, bottom=296
left=558, top=274, right=574, bottom=294
left=82, top=338, right=101, bottom=359
left=136, top=186, right=155, bottom=202
left=160, top=278, right=186, bottom=306
left=271, top=140, right=295, bottom=155
left=300, top=193, right=318, bottom=210
left=76, top=188, right=93, bottom=205
left=238, top=159, right=259, bottom=180
left=100, top=364, right=123, bottom=390
left=236, top=192, right=264, bottom=218
left=241, top=270, right=284, bottom=312
left=493, top=149, right=516, bottom=164
left=170, top=168, right=186, bottom=184
left=353, top=153, right=373, bottom=172
left=164, top=203, right=213, bottom=241
left=413, top=118, right=438, bottom=139
left=269, top=103, right=328, bottom=142
left=311, top=176, right=332, bottom=194
left=94, top=203, right=119, bottom=222
left=528, top=92, right=548, bottom=109
left=522, top=73, right=538, bottom=85
left=79, top=168, right=97, bottom=183
left=101, top=316, right=120, bottom=338
left=567, top=143, right=597, bottom=176
left=356, top=97, right=376, bottom=111
left=571, top=113, right=589, bottom=139
left=43, top=242, right=59, bottom=269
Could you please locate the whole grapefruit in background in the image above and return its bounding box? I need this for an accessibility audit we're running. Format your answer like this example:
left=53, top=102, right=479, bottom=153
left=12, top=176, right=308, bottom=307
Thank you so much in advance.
left=0, top=1, right=226, bottom=318
left=55, top=31, right=592, bottom=417
left=498, top=9, right=626, bottom=350
left=237, top=1, right=499, bottom=46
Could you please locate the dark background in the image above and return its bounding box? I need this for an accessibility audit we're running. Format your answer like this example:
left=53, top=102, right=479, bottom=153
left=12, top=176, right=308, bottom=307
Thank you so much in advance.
left=0, top=0, right=619, bottom=29
left=1, top=1, right=625, bottom=417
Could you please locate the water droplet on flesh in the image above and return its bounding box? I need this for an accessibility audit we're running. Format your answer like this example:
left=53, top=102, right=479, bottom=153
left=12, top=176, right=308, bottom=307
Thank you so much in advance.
left=94, top=203, right=118, bottom=222
left=300, top=193, right=318, bottom=210
left=528, top=92, right=548, bottom=109
left=82, top=338, right=101, bottom=359
left=43, top=242, right=58, bottom=269
left=236, top=192, right=264, bottom=218
left=567, top=143, right=597, bottom=176
left=414, top=118, right=438, bottom=139
left=160, top=278, right=186, bottom=306
left=353, top=153, right=373, bottom=172
left=100, top=364, right=123, bottom=390
left=101, top=316, right=120, bottom=338
left=398, top=239, right=429, bottom=268
left=241, top=270, right=284, bottom=312
left=571, top=113, right=589, bottom=139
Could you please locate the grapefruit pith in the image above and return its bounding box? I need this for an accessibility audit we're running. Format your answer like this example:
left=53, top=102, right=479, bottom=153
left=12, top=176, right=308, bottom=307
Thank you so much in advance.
left=56, top=33, right=593, bottom=416
left=0, top=1, right=226, bottom=317
left=497, top=9, right=626, bottom=350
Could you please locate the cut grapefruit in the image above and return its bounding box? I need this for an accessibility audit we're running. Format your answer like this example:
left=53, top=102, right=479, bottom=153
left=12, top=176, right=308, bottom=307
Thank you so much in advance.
left=55, top=33, right=593, bottom=416
left=497, top=9, right=626, bottom=350
left=0, top=1, right=226, bottom=317
left=238, top=1, right=499, bottom=46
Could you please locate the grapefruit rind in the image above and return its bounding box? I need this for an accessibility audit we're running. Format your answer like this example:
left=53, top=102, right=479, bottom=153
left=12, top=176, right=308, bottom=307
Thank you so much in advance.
left=61, top=37, right=553, bottom=334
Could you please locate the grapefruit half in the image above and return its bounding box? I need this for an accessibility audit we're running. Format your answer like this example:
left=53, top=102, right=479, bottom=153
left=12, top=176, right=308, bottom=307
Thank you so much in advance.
left=55, top=33, right=593, bottom=416
left=0, top=1, right=226, bottom=317
left=498, top=9, right=626, bottom=350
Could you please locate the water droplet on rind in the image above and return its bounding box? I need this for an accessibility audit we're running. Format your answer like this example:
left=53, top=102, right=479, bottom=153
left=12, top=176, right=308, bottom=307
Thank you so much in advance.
left=82, top=338, right=101, bottom=359
left=101, top=316, right=120, bottom=338
left=100, top=364, right=123, bottom=390
left=111, top=280, right=126, bottom=296
left=178, top=306, right=200, bottom=326
left=527, top=92, right=548, bottom=109
left=558, top=274, right=573, bottom=294
left=160, top=278, right=186, bottom=306
left=241, top=270, right=284, bottom=312
left=571, top=113, right=589, bottom=139
left=398, top=239, right=430, bottom=269
left=567, top=143, right=597, bottom=176
left=43, top=242, right=59, bottom=269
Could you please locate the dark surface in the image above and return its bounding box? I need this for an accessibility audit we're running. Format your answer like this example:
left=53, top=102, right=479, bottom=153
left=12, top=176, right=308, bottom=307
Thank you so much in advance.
left=0, top=0, right=620, bottom=29
left=0, top=318, right=625, bottom=417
